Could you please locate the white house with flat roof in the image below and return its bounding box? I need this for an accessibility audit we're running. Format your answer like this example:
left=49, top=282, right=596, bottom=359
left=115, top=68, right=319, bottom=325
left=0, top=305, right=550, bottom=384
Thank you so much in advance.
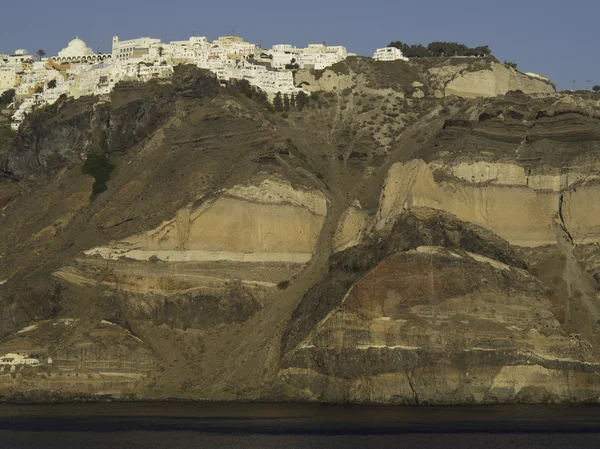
left=0, top=353, right=40, bottom=367
left=269, top=43, right=350, bottom=70
left=112, top=36, right=162, bottom=63
left=0, top=67, right=17, bottom=91
left=373, top=47, right=408, bottom=61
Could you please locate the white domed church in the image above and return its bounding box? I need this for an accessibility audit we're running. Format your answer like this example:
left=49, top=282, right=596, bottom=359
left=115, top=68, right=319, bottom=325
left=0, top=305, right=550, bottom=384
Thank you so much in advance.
left=58, top=37, right=95, bottom=58
left=51, top=38, right=112, bottom=63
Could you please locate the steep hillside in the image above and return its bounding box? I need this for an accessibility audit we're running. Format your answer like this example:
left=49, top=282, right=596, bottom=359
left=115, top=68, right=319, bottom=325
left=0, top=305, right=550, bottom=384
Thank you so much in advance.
left=296, top=56, right=555, bottom=99
left=1, top=62, right=600, bottom=403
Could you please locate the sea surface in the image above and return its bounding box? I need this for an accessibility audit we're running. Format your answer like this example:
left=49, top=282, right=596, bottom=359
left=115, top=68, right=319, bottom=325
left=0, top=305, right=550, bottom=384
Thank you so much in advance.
left=0, top=402, right=599, bottom=448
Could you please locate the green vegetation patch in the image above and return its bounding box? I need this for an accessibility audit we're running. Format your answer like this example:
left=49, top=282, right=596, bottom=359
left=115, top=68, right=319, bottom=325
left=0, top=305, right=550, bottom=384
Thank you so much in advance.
left=0, top=124, right=16, bottom=159
left=227, top=79, right=273, bottom=111
left=389, top=41, right=492, bottom=59
left=0, top=89, right=16, bottom=108
left=410, top=56, right=496, bottom=75
left=326, top=56, right=422, bottom=93
left=82, top=153, right=115, bottom=200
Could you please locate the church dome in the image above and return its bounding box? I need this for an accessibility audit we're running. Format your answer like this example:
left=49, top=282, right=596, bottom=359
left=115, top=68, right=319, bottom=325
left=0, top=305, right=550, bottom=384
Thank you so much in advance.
left=57, top=37, right=96, bottom=58
left=68, top=38, right=87, bottom=49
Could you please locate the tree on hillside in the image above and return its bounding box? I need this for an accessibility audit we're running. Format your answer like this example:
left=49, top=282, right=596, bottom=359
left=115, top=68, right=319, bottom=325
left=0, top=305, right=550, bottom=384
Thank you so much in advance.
left=389, top=41, right=414, bottom=57
left=593, top=85, right=600, bottom=92
left=427, top=41, right=446, bottom=57
left=47, top=79, right=57, bottom=89
left=283, top=93, right=290, bottom=111
left=427, top=41, right=489, bottom=57
left=504, top=61, right=518, bottom=69
left=388, top=41, right=429, bottom=58
left=389, top=40, right=491, bottom=59
left=474, top=45, right=491, bottom=57
left=273, top=92, right=284, bottom=112
left=0, top=89, right=16, bottom=107
left=158, top=46, right=164, bottom=58
left=36, top=49, right=46, bottom=61
left=406, top=44, right=430, bottom=58
left=295, top=91, right=308, bottom=111
left=290, top=93, right=296, bottom=108
left=230, top=78, right=253, bottom=98
left=388, top=41, right=406, bottom=51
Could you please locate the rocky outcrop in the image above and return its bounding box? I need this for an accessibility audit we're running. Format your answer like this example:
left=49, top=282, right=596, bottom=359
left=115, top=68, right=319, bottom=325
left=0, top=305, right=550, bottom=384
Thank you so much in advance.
left=294, top=70, right=355, bottom=93
left=279, top=209, right=600, bottom=403
left=445, top=63, right=555, bottom=98
left=333, top=202, right=368, bottom=253
left=281, top=209, right=529, bottom=357
left=55, top=177, right=327, bottom=297
left=83, top=178, right=326, bottom=264
left=377, top=160, right=600, bottom=247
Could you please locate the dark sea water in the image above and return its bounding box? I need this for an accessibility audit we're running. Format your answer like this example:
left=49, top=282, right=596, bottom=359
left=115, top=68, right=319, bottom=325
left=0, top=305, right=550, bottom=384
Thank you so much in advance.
left=0, top=402, right=599, bottom=448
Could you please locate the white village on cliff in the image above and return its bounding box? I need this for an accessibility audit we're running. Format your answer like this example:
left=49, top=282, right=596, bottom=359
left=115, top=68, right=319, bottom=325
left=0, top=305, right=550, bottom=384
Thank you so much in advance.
left=0, top=33, right=411, bottom=131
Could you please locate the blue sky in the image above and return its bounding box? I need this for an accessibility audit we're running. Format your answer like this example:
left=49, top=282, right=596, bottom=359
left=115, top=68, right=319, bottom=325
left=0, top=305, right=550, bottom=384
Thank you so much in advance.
left=1, top=0, right=598, bottom=90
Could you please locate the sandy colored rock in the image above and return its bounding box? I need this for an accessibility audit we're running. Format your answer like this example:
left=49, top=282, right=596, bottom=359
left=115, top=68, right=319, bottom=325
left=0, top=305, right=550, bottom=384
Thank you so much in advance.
left=445, top=63, right=555, bottom=98
left=84, top=178, right=327, bottom=264
left=377, top=160, right=600, bottom=247
left=333, top=203, right=368, bottom=253
left=563, top=185, right=600, bottom=244
left=294, top=69, right=354, bottom=93
left=281, top=247, right=598, bottom=403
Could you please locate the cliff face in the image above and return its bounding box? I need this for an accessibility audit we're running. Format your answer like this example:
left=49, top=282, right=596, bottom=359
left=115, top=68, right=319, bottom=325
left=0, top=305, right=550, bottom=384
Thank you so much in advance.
left=296, top=57, right=555, bottom=100
left=1, top=63, right=600, bottom=404
left=280, top=210, right=599, bottom=404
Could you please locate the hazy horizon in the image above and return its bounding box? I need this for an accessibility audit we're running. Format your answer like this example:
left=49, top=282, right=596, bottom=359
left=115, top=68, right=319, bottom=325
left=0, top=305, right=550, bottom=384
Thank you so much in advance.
left=1, top=0, right=598, bottom=90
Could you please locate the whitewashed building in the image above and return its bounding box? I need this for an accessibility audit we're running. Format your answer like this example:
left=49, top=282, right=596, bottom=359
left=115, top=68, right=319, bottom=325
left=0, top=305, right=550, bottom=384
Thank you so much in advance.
left=0, top=67, right=17, bottom=91
left=163, top=36, right=211, bottom=63
left=112, top=36, right=161, bottom=64
left=0, top=353, right=40, bottom=367
left=373, top=47, right=408, bottom=61
left=212, top=36, right=258, bottom=60
left=6, top=49, right=35, bottom=64
left=268, top=43, right=350, bottom=70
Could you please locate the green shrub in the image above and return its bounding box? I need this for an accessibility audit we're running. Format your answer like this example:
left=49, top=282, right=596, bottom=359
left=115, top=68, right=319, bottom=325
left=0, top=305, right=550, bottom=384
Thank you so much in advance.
left=273, top=92, right=284, bottom=112
left=388, top=41, right=492, bottom=58
left=0, top=89, right=15, bottom=107
left=295, top=91, right=309, bottom=110
left=0, top=125, right=16, bottom=156
left=82, top=154, right=115, bottom=200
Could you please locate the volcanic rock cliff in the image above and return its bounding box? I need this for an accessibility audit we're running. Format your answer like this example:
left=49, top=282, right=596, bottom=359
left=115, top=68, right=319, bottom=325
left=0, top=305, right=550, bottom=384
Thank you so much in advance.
left=1, top=59, right=600, bottom=404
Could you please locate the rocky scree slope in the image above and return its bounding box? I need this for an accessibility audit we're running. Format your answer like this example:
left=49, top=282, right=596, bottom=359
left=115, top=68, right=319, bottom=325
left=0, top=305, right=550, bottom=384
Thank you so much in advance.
left=1, top=62, right=600, bottom=403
